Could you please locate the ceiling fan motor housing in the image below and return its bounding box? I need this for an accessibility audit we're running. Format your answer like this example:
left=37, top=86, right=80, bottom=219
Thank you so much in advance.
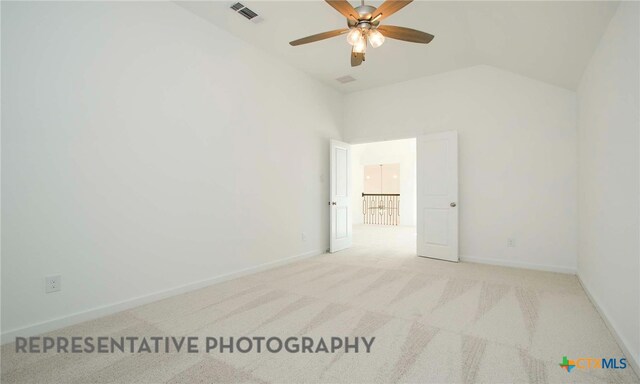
left=347, top=5, right=380, bottom=28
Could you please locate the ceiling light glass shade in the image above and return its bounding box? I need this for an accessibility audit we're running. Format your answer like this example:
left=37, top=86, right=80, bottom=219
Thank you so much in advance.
left=368, top=29, right=385, bottom=48
left=353, top=36, right=367, bottom=53
left=347, top=28, right=362, bottom=46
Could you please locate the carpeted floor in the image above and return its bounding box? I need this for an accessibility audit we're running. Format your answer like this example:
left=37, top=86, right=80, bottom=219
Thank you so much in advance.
left=2, top=225, right=638, bottom=383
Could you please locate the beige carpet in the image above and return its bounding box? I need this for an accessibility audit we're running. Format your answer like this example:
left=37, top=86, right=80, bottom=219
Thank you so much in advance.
left=2, top=225, right=638, bottom=383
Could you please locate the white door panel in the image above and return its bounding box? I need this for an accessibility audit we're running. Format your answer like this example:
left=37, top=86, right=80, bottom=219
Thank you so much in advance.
left=423, top=208, right=449, bottom=245
left=330, top=140, right=352, bottom=252
left=417, top=131, right=459, bottom=261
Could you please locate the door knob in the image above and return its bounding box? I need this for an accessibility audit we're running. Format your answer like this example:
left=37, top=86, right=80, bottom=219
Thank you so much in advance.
left=450, top=202, right=456, bottom=207
left=332, top=202, right=337, bottom=205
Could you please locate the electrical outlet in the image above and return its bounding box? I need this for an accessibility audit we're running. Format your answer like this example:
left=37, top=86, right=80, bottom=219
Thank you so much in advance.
left=45, top=275, right=61, bottom=293
left=507, top=238, right=516, bottom=248
left=301, top=232, right=307, bottom=241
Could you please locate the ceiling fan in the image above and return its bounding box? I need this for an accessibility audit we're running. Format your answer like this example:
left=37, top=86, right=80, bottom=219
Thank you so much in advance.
left=289, top=0, right=434, bottom=67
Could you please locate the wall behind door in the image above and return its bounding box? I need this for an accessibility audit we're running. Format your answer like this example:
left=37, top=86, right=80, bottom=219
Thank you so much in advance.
left=344, top=66, right=577, bottom=273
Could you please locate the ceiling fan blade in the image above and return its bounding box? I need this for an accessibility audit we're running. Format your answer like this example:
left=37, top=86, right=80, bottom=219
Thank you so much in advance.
left=325, top=0, right=359, bottom=21
left=377, top=25, right=434, bottom=44
left=289, top=29, right=349, bottom=46
left=351, top=50, right=364, bottom=67
left=371, top=0, right=412, bottom=22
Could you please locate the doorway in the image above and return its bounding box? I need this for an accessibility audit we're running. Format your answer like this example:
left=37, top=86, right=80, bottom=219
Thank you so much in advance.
left=350, top=138, right=417, bottom=250
left=330, top=132, right=459, bottom=262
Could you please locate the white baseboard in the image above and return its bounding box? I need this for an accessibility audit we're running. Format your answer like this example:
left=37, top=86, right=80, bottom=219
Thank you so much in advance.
left=460, top=256, right=576, bottom=274
left=1, top=249, right=324, bottom=345
left=577, top=274, right=640, bottom=378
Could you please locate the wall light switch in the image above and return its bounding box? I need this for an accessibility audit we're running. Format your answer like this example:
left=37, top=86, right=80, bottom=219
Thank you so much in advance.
left=45, top=275, right=61, bottom=293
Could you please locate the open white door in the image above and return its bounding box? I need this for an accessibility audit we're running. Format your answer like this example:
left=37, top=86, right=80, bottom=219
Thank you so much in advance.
left=330, top=139, right=352, bottom=253
left=417, top=131, right=459, bottom=261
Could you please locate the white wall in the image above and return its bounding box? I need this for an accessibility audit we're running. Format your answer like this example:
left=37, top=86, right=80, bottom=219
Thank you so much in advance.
left=343, top=65, right=578, bottom=273
left=1, top=2, right=342, bottom=339
left=351, top=139, right=417, bottom=226
left=576, top=2, right=640, bottom=372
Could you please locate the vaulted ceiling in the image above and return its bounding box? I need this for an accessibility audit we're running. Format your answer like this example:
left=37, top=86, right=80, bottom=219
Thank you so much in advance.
left=177, top=1, right=618, bottom=93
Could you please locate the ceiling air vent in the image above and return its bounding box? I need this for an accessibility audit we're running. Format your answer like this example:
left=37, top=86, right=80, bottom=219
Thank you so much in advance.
left=336, top=75, right=356, bottom=84
left=238, top=7, right=258, bottom=20
left=230, top=2, right=259, bottom=21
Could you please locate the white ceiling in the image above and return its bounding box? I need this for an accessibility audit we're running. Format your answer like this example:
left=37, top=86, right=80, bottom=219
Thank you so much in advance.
left=177, top=1, right=618, bottom=93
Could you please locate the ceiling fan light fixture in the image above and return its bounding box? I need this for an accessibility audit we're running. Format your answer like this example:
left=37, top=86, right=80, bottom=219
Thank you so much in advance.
left=346, top=28, right=362, bottom=46
left=353, top=36, right=367, bottom=53
left=368, top=29, right=385, bottom=48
